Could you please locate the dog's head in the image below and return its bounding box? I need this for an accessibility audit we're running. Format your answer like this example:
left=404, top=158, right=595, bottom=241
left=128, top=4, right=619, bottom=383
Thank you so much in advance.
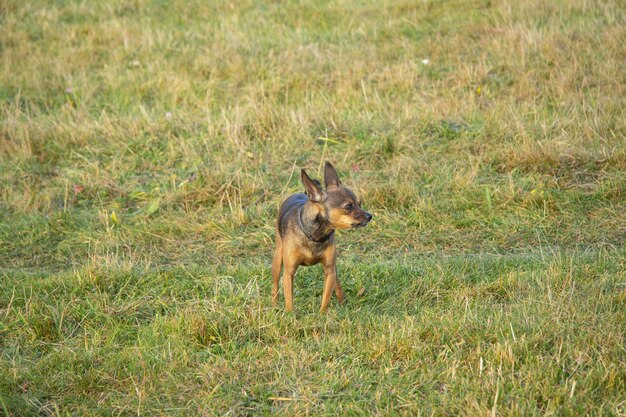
left=301, top=162, right=372, bottom=230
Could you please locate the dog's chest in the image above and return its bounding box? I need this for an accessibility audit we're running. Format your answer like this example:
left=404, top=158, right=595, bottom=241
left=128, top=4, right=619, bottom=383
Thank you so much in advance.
left=298, top=246, right=323, bottom=266
left=297, top=240, right=333, bottom=266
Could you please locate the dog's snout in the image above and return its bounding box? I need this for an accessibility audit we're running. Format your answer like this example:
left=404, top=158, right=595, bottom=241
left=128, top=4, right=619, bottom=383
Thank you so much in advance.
left=366, top=213, right=373, bottom=222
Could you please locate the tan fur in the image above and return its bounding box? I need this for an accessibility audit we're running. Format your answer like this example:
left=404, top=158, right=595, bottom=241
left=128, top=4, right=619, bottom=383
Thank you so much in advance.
left=328, top=208, right=357, bottom=229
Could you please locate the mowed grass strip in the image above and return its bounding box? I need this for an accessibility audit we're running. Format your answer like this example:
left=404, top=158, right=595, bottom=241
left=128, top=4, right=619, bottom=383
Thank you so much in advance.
left=1, top=0, right=625, bottom=415
left=1, top=253, right=625, bottom=415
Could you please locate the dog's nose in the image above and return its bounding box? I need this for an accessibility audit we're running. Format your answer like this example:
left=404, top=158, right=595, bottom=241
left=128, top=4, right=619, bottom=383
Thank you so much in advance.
left=366, top=213, right=373, bottom=222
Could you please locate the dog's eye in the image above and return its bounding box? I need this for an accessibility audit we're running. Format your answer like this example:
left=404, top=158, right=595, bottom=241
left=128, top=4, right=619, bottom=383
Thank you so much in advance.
left=345, top=204, right=353, bottom=210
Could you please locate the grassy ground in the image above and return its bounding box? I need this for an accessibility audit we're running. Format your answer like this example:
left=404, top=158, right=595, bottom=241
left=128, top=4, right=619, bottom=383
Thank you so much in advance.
left=1, top=0, right=625, bottom=415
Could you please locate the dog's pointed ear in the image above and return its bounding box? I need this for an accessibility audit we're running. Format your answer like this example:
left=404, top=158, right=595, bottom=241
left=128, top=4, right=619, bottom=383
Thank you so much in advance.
left=324, top=161, right=341, bottom=189
left=301, top=169, right=325, bottom=203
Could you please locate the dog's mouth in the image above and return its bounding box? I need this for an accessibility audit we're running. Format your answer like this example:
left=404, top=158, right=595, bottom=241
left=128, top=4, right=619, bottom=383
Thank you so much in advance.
left=351, top=220, right=370, bottom=228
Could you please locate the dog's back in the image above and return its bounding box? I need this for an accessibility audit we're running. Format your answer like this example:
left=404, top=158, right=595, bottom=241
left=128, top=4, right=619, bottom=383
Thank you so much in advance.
left=277, top=193, right=307, bottom=238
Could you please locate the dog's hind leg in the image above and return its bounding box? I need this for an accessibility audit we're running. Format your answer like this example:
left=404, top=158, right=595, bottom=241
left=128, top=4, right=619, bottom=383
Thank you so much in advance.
left=271, top=230, right=283, bottom=305
left=282, top=259, right=297, bottom=312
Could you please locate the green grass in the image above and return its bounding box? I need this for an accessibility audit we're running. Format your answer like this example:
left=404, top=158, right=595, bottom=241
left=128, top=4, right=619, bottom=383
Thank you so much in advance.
left=1, top=0, right=625, bottom=415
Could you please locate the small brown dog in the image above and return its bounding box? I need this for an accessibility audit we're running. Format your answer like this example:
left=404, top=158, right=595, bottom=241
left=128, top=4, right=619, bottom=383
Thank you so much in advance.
left=272, top=162, right=372, bottom=312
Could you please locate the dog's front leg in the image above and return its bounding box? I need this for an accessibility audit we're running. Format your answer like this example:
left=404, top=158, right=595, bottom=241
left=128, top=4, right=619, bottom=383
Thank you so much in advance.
left=320, top=250, right=337, bottom=313
left=334, top=265, right=345, bottom=304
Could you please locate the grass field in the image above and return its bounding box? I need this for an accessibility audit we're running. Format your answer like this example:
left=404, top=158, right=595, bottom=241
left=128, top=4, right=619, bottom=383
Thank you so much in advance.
left=1, top=0, right=625, bottom=415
